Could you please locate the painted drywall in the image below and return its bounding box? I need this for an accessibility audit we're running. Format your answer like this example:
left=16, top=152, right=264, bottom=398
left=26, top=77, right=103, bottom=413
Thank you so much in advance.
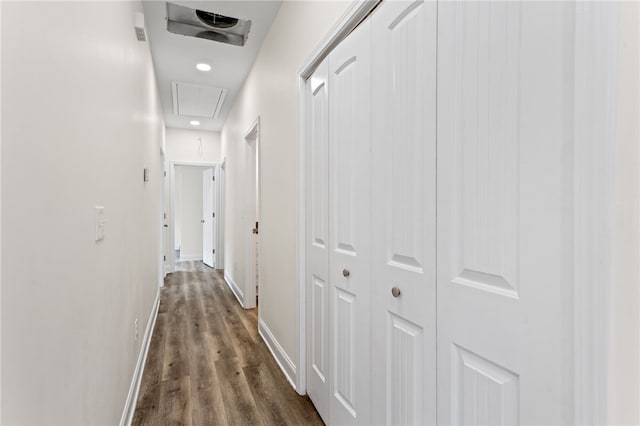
left=609, top=2, right=640, bottom=424
left=162, top=128, right=220, bottom=272
left=175, top=165, right=209, bottom=260
left=220, top=2, right=349, bottom=375
left=165, top=127, right=221, bottom=164
left=1, top=2, right=164, bottom=425
left=0, top=2, right=3, bottom=420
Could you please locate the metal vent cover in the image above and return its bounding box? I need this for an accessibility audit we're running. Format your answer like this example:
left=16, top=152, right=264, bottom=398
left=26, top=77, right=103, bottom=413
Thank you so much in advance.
left=166, top=2, right=252, bottom=47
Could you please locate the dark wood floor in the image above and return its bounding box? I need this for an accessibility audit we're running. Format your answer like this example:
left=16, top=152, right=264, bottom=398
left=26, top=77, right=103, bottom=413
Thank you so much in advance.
left=133, top=261, right=323, bottom=426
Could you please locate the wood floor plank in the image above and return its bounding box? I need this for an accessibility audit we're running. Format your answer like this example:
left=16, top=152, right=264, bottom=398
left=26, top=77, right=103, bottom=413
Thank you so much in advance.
left=158, top=376, right=192, bottom=426
left=134, top=313, right=168, bottom=410
left=133, top=261, right=324, bottom=426
left=214, top=357, right=263, bottom=426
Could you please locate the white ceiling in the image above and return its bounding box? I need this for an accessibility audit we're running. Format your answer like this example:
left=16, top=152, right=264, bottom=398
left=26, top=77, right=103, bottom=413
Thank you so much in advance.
left=142, top=1, right=282, bottom=131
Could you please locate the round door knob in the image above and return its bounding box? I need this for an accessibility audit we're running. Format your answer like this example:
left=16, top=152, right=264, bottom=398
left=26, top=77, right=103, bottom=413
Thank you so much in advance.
left=201, top=220, right=205, bottom=223
left=391, top=286, right=401, bottom=298
left=342, top=269, right=350, bottom=277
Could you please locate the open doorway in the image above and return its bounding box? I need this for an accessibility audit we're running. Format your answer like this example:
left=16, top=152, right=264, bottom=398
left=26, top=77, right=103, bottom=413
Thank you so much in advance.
left=169, top=162, right=222, bottom=270
left=244, top=118, right=260, bottom=309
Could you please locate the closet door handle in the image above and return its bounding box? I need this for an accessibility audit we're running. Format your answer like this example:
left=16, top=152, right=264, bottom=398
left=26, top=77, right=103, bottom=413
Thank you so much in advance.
left=391, top=286, right=401, bottom=298
left=342, top=269, right=350, bottom=278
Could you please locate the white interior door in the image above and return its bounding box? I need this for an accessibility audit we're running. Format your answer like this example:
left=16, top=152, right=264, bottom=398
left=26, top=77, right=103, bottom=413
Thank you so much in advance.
left=244, top=132, right=258, bottom=309
left=305, top=57, right=330, bottom=423
left=436, top=2, right=574, bottom=424
left=202, top=167, right=215, bottom=268
left=328, top=18, right=371, bottom=426
left=370, top=1, right=437, bottom=424
left=305, top=55, right=329, bottom=423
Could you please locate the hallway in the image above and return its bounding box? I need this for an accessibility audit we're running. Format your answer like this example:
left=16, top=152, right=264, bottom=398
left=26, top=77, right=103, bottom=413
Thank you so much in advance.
left=132, top=262, right=322, bottom=426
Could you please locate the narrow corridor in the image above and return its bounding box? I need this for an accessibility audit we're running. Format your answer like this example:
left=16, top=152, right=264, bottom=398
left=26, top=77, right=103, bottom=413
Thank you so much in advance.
left=132, top=262, right=322, bottom=425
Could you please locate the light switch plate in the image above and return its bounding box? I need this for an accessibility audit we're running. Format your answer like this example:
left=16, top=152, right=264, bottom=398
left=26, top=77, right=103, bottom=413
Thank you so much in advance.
left=95, top=206, right=105, bottom=242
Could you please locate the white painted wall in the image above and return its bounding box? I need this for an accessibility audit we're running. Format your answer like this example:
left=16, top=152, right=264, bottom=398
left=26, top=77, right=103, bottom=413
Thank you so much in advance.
left=1, top=2, right=164, bottom=425
left=175, top=166, right=207, bottom=260
left=609, top=2, right=640, bottom=424
left=220, top=1, right=349, bottom=377
left=165, top=128, right=221, bottom=164
left=0, top=2, right=3, bottom=420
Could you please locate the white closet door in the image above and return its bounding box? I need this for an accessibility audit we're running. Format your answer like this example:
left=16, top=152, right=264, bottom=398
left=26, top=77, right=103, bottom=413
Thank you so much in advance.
left=306, top=58, right=330, bottom=424
left=328, top=19, right=372, bottom=426
left=437, top=2, right=574, bottom=424
left=371, top=0, right=437, bottom=425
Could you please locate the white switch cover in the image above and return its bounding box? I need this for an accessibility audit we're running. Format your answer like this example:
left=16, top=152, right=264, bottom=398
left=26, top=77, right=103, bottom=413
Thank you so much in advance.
left=95, top=206, right=105, bottom=242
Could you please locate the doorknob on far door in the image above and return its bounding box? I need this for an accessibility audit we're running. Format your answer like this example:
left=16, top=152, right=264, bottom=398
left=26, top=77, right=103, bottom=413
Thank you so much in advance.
left=391, top=286, right=401, bottom=298
left=163, top=224, right=168, bottom=228
left=201, top=220, right=205, bottom=223
left=342, top=269, right=350, bottom=277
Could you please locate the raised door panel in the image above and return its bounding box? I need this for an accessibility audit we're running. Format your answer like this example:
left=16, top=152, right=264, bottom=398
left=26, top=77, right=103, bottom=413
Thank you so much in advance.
left=328, top=18, right=372, bottom=426
left=305, top=59, right=330, bottom=424
left=437, top=2, right=574, bottom=424
left=371, top=1, right=437, bottom=424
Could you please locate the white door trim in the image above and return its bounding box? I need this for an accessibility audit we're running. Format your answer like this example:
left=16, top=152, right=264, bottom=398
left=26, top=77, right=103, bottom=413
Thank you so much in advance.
left=296, top=0, right=619, bottom=419
left=296, top=0, right=381, bottom=396
left=168, top=161, right=218, bottom=272
left=243, top=117, right=261, bottom=310
left=572, top=3, right=619, bottom=424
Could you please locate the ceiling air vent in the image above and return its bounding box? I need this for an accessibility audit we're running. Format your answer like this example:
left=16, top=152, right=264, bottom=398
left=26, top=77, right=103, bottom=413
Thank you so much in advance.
left=171, top=82, right=227, bottom=119
left=166, top=2, right=251, bottom=47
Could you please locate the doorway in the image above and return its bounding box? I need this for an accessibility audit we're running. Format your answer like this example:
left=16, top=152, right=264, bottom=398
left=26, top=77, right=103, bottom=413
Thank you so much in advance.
left=243, top=118, right=260, bottom=309
left=168, top=162, right=222, bottom=271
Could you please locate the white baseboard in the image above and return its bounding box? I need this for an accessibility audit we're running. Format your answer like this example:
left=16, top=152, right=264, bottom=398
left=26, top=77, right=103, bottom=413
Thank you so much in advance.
left=119, top=289, right=161, bottom=426
left=258, top=318, right=297, bottom=391
left=178, top=254, right=202, bottom=261
left=224, top=271, right=245, bottom=308
left=163, top=264, right=174, bottom=277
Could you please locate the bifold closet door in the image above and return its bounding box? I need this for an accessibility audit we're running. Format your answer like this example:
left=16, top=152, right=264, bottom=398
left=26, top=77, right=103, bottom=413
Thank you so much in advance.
left=370, top=0, right=437, bottom=425
left=437, top=2, right=574, bottom=424
left=328, top=19, right=372, bottom=426
left=305, top=58, right=330, bottom=423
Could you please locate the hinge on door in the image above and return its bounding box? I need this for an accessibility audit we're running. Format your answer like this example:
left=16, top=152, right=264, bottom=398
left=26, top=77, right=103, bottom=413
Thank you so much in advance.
left=212, top=176, right=215, bottom=181
left=212, top=212, right=215, bottom=218
left=163, top=213, right=166, bottom=219
left=163, top=255, right=166, bottom=261
left=212, top=249, right=215, bottom=254
left=164, top=171, right=166, bottom=177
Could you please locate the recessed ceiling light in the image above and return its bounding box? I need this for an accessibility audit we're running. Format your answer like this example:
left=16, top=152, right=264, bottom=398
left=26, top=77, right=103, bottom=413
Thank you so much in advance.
left=190, top=120, right=200, bottom=126
left=196, top=63, right=211, bottom=72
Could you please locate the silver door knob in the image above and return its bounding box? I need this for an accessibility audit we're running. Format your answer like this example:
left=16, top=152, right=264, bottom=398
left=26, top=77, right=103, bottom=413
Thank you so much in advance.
left=391, top=286, right=401, bottom=297
left=342, top=269, right=350, bottom=277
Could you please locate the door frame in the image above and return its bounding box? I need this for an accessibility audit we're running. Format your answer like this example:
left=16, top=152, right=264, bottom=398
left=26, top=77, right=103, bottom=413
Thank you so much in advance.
left=295, top=0, right=618, bottom=421
left=242, top=117, right=261, bottom=310
left=168, top=161, right=220, bottom=272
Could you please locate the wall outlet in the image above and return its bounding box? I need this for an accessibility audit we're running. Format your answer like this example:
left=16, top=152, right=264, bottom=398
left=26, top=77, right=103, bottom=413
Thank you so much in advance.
left=134, top=318, right=139, bottom=341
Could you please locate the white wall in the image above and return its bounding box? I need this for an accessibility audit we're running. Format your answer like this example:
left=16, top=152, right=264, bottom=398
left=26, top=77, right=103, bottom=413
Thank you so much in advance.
left=1, top=2, right=164, bottom=424
left=609, top=2, right=640, bottom=424
left=165, top=128, right=221, bottom=164
left=175, top=166, right=208, bottom=260
left=220, top=1, right=349, bottom=379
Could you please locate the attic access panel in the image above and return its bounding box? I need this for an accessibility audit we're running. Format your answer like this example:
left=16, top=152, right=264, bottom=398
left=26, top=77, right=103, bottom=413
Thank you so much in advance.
left=166, top=2, right=252, bottom=47
left=171, top=82, right=227, bottom=119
